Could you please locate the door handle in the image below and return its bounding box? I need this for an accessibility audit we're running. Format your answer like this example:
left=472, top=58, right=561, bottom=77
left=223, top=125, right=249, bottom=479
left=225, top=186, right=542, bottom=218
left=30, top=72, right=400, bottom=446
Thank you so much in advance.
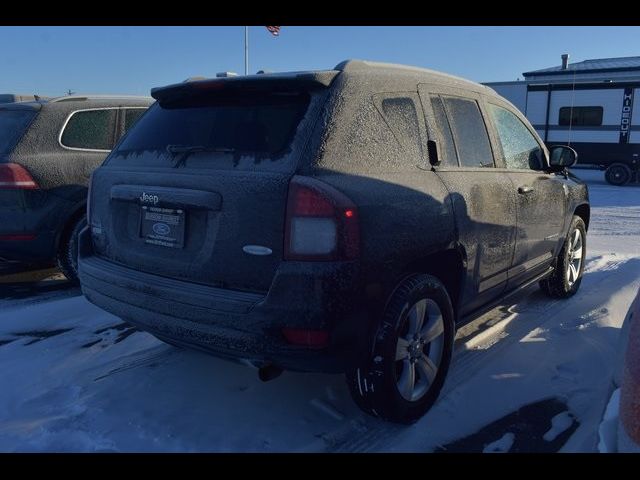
left=518, top=186, right=534, bottom=195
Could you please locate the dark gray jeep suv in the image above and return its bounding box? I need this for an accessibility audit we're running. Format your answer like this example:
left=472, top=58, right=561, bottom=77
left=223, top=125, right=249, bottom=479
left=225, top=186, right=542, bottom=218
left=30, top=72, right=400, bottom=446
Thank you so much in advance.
left=0, top=95, right=152, bottom=279
left=79, top=60, right=589, bottom=423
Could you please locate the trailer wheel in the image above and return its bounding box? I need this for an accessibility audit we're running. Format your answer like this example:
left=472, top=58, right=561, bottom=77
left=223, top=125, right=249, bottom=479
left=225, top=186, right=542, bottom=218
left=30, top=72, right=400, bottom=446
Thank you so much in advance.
left=605, top=163, right=632, bottom=186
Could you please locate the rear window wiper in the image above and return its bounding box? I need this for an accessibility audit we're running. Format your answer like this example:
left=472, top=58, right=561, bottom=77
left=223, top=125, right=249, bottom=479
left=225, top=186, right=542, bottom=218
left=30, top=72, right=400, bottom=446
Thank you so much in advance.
left=165, top=145, right=235, bottom=167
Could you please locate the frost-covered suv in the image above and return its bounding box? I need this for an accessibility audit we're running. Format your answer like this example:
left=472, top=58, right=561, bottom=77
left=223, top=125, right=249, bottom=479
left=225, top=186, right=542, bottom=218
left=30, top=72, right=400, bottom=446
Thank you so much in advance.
left=79, top=60, right=589, bottom=423
left=0, top=95, right=152, bottom=279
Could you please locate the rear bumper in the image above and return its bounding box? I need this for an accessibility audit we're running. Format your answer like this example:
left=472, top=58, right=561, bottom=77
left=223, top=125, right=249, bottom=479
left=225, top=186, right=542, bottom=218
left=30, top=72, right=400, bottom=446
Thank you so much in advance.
left=78, top=227, right=363, bottom=373
left=0, top=189, right=76, bottom=264
left=0, top=231, right=57, bottom=264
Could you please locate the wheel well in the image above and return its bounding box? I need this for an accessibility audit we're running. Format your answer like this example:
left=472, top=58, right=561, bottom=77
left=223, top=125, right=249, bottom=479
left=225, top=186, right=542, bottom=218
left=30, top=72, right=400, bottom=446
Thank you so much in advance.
left=607, top=162, right=637, bottom=172
left=56, top=205, right=86, bottom=253
left=404, top=249, right=464, bottom=317
left=574, top=204, right=590, bottom=231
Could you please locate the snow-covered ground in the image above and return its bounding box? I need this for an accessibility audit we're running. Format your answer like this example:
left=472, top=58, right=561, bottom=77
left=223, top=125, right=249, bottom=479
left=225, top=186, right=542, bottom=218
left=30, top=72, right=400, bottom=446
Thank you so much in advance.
left=0, top=168, right=638, bottom=452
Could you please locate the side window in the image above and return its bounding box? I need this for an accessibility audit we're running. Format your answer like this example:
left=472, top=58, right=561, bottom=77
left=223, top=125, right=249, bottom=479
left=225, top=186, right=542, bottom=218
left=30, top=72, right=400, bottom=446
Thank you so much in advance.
left=442, top=96, right=494, bottom=168
left=429, top=96, right=458, bottom=167
left=558, top=106, right=603, bottom=126
left=379, top=96, right=423, bottom=161
left=61, top=109, right=117, bottom=150
left=124, top=108, right=146, bottom=132
left=488, top=104, right=544, bottom=170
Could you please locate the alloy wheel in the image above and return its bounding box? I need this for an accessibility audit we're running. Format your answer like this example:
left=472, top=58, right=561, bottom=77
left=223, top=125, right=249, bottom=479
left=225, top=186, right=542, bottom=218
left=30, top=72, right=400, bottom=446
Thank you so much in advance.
left=395, top=299, right=445, bottom=401
left=566, top=228, right=583, bottom=287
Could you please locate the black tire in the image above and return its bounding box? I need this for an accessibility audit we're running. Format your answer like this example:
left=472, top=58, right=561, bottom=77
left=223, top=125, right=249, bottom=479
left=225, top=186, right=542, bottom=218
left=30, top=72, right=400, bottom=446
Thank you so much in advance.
left=346, top=274, right=455, bottom=424
left=605, top=163, right=631, bottom=186
left=56, top=215, right=87, bottom=284
left=539, top=215, right=586, bottom=299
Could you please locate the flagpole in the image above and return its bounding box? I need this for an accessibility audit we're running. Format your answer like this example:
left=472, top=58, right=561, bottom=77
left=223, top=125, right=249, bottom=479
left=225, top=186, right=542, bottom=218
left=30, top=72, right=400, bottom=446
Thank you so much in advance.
left=244, top=26, right=249, bottom=75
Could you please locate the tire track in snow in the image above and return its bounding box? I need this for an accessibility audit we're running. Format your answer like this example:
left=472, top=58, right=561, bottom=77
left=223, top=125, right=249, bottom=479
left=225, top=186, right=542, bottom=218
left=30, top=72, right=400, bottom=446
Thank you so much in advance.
left=92, top=345, right=178, bottom=382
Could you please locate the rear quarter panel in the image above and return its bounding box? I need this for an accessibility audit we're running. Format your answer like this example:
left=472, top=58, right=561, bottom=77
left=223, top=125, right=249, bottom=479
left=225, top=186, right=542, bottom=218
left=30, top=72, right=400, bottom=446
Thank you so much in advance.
left=306, top=73, right=456, bottom=311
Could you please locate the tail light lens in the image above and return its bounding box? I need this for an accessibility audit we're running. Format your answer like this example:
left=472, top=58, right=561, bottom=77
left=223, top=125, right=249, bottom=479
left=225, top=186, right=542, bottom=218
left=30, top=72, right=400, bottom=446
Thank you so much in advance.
left=0, top=163, right=39, bottom=189
left=284, top=176, right=359, bottom=261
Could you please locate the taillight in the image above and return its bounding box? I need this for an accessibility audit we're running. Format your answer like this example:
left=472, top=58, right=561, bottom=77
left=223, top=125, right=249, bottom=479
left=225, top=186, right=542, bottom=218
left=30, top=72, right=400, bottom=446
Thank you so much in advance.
left=284, top=176, right=359, bottom=261
left=0, top=163, right=39, bottom=189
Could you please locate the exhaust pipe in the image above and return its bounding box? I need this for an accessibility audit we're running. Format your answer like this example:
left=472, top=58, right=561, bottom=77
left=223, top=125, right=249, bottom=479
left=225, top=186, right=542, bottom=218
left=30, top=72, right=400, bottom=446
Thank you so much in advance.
left=258, top=364, right=283, bottom=382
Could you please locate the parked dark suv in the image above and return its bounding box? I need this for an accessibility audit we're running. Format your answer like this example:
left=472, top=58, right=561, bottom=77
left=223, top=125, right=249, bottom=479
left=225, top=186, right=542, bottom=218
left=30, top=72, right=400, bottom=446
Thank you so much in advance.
left=0, top=95, right=152, bottom=279
left=79, top=61, right=589, bottom=423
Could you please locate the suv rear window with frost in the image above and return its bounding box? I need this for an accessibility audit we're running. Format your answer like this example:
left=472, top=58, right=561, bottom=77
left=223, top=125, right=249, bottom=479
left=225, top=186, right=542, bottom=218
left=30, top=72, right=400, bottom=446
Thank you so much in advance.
left=0, top=110, right=37, bottom=154
left=115, top=93, right=310, bottom=164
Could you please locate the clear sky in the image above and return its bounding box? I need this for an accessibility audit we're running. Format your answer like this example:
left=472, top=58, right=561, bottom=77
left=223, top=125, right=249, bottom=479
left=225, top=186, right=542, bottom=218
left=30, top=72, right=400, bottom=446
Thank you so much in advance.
left=2, top=26, right=639, bottom=97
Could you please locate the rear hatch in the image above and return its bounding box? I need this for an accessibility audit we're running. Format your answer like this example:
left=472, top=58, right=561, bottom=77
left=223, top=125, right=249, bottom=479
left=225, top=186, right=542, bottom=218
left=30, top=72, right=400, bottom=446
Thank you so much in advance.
left=89, top=72, right=336, bottom=293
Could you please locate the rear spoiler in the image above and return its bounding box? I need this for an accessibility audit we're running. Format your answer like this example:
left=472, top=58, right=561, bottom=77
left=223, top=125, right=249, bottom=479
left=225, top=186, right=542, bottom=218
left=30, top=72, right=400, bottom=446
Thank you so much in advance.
left=151, top=70, right=340, bottom=103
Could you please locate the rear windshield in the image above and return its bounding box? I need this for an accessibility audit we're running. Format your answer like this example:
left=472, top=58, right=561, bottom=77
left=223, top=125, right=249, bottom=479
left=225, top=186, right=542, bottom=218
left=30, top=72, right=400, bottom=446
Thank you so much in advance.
left=0, top=110, right=37, bottom=154
left=111, top=92, right=310, bottom=170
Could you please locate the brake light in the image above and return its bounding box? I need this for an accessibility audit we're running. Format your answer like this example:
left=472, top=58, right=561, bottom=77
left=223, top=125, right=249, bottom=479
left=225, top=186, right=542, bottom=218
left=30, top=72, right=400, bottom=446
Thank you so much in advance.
left=284, top=176, right=359, bottom=261
left=0, top=163, right=39, bottom=189
left=192, top=80, right=225, bottom=91
left=282, top=328, right=329, bottom=348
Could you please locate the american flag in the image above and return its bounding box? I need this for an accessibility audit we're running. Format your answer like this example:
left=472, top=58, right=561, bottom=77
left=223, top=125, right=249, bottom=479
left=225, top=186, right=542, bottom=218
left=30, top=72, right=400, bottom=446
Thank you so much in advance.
left=266, top=26, right=281, bottom=37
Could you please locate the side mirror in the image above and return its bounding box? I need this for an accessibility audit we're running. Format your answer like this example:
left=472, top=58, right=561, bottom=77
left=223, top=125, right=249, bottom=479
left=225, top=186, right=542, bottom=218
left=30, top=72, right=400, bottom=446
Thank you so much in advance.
left=549, top=145, right=577, bottom=171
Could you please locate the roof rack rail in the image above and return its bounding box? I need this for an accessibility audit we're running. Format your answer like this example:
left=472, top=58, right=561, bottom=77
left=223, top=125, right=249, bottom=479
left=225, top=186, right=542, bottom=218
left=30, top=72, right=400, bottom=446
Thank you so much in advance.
left=49, top=94, right=152, bottom=103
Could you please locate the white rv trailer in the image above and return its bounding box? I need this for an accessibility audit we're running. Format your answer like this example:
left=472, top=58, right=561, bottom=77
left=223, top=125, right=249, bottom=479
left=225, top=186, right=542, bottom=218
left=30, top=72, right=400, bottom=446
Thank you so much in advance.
left=485, top=55, right=640, bottom=185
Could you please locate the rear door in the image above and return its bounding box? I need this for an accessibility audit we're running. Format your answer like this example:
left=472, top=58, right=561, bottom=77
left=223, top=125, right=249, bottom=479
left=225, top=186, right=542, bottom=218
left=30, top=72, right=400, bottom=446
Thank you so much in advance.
left=89, top=87, right=325, bottom=293
left=419, top=85, right=517, bottom=315
left=485, top=101, right=568, bottom=288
